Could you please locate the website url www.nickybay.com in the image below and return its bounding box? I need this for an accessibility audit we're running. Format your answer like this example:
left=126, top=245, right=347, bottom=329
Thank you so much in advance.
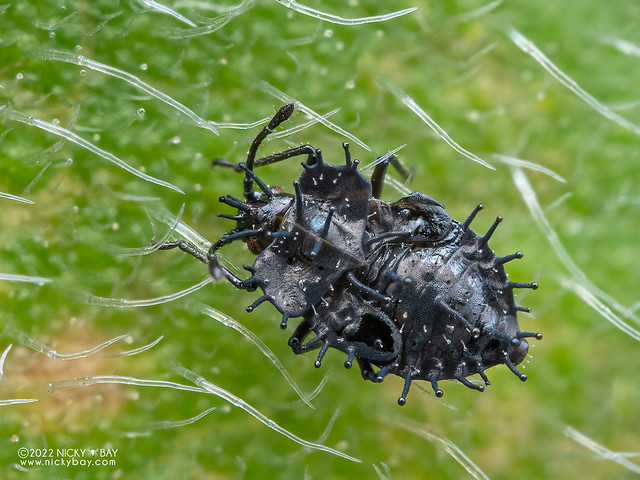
left=19, top=459, right=116, bottom=467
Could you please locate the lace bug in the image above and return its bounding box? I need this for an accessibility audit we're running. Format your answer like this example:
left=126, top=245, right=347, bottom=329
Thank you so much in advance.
left=160, top=104, right=542, bottom=405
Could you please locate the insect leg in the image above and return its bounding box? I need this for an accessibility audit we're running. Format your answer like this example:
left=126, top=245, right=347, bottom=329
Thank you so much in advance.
left=370, top=153, right=412, bottom=199
left=356, top=358, right=379, bottom=382
left=157, top=240, right=209, bottom=264
left=288, top=320, right=313, bottom=354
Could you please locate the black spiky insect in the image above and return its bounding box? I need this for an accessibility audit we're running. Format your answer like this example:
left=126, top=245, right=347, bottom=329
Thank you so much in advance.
left=160, top=104, right=542, bottom=405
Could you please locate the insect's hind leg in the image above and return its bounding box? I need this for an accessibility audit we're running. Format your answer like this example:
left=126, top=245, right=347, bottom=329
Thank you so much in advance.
left=370, top=153, right=412, bottom=199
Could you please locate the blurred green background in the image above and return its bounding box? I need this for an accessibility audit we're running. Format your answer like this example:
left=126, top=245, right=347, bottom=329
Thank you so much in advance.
left=1, top=0, right=639, bottom=478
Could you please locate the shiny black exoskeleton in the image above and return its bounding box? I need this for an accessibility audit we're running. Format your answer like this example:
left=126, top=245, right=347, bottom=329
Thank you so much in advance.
left=160, top=104, right=542, bottom=405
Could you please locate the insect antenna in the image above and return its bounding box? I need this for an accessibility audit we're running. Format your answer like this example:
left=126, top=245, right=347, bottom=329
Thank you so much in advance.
left=206, top=252, right=256, bottom=290
left=157, top=240, right=209, bottom=264
left=244, top=103, right=295, bottom=201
